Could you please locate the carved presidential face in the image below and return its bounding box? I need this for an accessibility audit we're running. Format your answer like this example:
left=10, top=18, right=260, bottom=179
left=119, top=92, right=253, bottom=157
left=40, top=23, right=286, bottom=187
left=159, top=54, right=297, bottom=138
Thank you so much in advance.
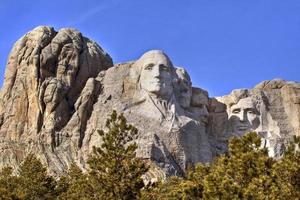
left=228, top=97, right=260, bottom=136
left=139, top=51, right=173, bottom=98
left=176, top=68, right=192, bottom=108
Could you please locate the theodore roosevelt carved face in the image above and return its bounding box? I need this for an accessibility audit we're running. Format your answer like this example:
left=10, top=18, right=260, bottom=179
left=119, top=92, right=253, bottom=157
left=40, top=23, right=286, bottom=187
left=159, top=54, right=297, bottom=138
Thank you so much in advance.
left=228, top=97, right=260, bottom=136
left=138, top=50, right=174, bottom=99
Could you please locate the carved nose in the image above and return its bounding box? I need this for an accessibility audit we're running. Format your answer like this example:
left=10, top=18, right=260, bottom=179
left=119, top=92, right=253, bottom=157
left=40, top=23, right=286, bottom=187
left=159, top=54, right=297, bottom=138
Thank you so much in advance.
left=153, top=65, right=160, bottom=78
left=239, top=111, right=247, bottom=122
left=203, top=106, right=209, bottom=116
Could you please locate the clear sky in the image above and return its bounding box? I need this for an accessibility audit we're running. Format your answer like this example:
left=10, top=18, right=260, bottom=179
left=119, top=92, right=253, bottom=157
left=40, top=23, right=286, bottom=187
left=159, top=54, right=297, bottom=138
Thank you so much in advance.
left=1, top=0, right=300, bottom=96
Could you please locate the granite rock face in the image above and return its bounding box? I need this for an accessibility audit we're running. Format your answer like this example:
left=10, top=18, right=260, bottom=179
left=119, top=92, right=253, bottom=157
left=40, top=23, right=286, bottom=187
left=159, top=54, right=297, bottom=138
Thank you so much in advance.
left=81, top=51, right=213, bottom=176
left=0, top=27, right=299, bottom=177
left=0, top=26, right=113, bottom=172
left=210, top=79, right=300, bottom=157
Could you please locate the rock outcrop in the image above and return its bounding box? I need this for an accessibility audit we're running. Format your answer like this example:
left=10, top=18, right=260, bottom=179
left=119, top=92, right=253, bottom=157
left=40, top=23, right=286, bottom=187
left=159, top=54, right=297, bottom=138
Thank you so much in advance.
left=0, top=26, right=299, bottom=177
left=210, top=79, right=300, bottom=157
left=0, top=26, right=113, bottom=172
left=80, top=51, right=212, bottom=176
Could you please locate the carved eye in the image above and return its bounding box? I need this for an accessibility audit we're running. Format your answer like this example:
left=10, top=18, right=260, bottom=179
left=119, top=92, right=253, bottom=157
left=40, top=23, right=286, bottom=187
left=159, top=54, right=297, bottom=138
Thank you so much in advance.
left=247, top=109, right=256, bottom=114
left=144, top=63, right=154, bottom=70
left=232, top=108, right=240, bottom=114
left=183, top=80, right=191, bottom=86
left=159, top=64, right=169, bottom=72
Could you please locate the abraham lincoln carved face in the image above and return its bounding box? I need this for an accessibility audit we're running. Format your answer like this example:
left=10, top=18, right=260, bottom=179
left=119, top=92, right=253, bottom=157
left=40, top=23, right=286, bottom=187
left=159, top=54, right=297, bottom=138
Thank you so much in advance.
left=228, top=97, right=260, bottom=136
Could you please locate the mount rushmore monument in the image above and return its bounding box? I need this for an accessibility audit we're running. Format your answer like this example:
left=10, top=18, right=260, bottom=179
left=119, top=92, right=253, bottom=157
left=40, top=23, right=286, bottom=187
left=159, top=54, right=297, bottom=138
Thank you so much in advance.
left=0, top=26, right=299, bottom=177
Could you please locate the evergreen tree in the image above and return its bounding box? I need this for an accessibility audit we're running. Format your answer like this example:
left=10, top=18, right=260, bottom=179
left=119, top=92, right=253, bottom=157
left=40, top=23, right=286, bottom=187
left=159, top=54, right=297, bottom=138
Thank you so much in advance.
left=57, top=164, right=94, bottom=200
left=87, top=110, right=149, bottom=200
left=202, top=132, right=275, bottom=199
left=0, top=167, right=20, bottom=200
left=269, top=136, right=300, bottom=199
left=144, top=132, right=300, bottom=200
left=141, top=164, right=210, bottom=199
left=0, top=123, right=298, bottom=199
left=16, top=154, right=57, bottom=200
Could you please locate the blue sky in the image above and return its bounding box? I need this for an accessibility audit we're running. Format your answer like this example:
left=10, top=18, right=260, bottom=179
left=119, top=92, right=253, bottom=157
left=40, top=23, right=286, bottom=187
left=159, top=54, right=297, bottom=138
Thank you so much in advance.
left=1, top=0, right=300, bottom=96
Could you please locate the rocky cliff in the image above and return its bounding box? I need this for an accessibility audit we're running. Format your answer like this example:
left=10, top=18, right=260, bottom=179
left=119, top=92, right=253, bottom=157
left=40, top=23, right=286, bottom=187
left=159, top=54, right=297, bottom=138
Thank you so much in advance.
left=210, top=79, right=300, bottom=158
left=0, top=26, right=113, bottom=173
left=0, top=26, right=299, bottom=177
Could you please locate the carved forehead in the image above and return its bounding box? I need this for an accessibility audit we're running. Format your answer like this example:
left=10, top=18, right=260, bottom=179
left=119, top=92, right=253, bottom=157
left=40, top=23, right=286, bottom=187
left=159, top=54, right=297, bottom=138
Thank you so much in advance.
left=230, top=97, right=257, bottom=110
left=176, top=68, right=191, bottom=83
left=137, top=50, right=173, bottom=67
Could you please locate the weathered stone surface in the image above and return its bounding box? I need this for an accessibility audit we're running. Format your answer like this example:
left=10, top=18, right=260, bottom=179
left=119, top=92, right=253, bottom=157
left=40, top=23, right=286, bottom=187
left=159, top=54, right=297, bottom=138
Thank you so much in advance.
left=81, top=50, right=213, bottom=176
left=0, top=26, right=113, bottom=172
left=0, top=27, right=299, bottom=179
left=212, top=79, right=300, bottom=157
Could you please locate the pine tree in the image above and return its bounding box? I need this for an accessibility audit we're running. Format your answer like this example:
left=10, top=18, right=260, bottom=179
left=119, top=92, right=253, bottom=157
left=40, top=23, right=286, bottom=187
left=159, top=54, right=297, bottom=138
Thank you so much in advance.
left=269, top=136, right=300, bottom=199
left=0, top=167, right=20, bottom=199
left=16, top=154, right=57, bottom=200
left=87, top=110, right=149, bottom=200
left=202, top=132, right=275, bottom=199
left=57, top=164, right=94, bottom=200
left=141, top=132, right=300, bottom=199
left=140, top=164, right=210, bottom=199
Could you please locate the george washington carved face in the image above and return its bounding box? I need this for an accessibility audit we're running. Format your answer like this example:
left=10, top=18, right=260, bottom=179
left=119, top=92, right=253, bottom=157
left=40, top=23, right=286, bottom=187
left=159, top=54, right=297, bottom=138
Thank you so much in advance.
left=138, top=50, right=174, bottom=98
left=228, top=97, right=260, bottom=136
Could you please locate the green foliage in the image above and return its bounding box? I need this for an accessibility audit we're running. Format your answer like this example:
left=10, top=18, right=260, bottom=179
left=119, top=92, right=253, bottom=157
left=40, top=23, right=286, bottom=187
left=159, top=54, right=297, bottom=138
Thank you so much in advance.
left=269, top=136, right=300, bottom=199
left=141, top=177, right=184, bottom=200
left=16, top=154, right=57, bottom=200
left=0, top=120, right=299, bottom=200
left=57, top=164, right=94, bottom=200
left=0, top=111, right=149, bottom=200
left=0, top=154, right=57, bottom=200
left=202, top=132, right=274, bottom=199
left=143, top=132, right=300, bottom=200
left=141, top=165, right=210, bottom=200
left=0, top=167, right=20, bottom=199
left=87, top=110, right=149, bottom=200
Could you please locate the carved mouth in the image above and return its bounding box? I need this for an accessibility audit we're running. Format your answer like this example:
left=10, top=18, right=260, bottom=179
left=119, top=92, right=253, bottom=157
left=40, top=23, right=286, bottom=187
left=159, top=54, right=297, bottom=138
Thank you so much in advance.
left=236, top=126, right=250, bottom=131
left=150, top=80, right=163, bottom=85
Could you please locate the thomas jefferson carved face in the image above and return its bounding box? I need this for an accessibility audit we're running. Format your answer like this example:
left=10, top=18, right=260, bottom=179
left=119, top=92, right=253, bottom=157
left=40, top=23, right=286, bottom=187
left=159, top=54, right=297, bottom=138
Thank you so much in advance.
left=228, top=97, right=260, bottom=136
left=139, top=50, right=173, bottom=98
left=176, top=68, right=192, bottom=108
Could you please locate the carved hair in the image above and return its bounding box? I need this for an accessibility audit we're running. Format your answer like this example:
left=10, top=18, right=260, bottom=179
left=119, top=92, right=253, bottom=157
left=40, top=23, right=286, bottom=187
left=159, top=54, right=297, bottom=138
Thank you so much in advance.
left=130, top=50, right=178, bottom=97
left=175, top=67, right=191, bottom=85
left=227, top=89, right=269, bottom=114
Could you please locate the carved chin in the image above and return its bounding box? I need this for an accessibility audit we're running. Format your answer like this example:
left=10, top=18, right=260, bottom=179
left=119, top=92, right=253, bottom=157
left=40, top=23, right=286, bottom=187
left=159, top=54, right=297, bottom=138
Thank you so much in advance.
left=149, top=88, right=172, bottom=97
left=179, top=99, right=190, bottom=108
left=150, top=90, right=167, bottom=96
left=232, top=125, right=251, bottom=136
